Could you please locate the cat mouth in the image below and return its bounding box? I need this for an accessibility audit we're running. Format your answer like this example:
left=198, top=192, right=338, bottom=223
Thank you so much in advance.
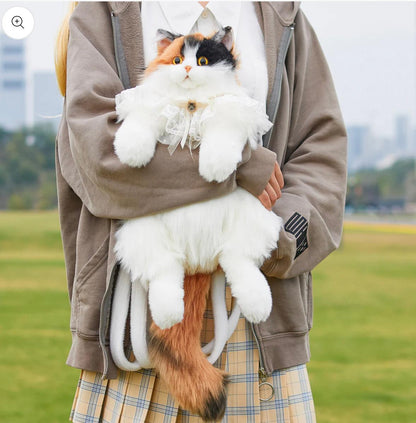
left=180, top=75, right=197, bottom=88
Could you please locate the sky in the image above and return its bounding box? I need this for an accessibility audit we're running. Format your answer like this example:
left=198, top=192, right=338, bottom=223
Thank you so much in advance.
left=0, top=1, right=415, bottom=139
left=302, top=1, right=416, bottom=138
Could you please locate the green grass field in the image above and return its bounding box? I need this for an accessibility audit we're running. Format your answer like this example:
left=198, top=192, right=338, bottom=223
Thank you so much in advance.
left=0, top=212, right=415, bottom=422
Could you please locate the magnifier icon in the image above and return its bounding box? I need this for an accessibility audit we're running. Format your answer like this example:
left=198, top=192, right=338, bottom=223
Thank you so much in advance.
left=11, top=15, right=24, bottom=29
left=2, top=7, right=33, bottom=39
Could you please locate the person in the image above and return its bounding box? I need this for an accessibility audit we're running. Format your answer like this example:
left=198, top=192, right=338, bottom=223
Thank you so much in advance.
left=55, top=1, right=347, bottom=422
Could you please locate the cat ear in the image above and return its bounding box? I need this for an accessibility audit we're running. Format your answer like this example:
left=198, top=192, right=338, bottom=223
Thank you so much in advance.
left=156, top=29, right=182, bottom=54
left=212, top=26, right=234, bottom=51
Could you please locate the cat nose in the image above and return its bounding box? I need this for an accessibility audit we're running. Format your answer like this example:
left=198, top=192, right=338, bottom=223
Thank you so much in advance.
left=184, top=65, right=192, bottom=73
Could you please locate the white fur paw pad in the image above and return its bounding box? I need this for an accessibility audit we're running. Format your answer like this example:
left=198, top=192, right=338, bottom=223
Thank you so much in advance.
left=239, top=298, right=272, bottom=323
left=151, top=303, right=184, bottom=329
left=149, top=288, right=185, bottom=329
left=199, top=150, right=240, bottom=183
left=235, top=286, right=272, bottom=324
left=114, top=124, right=157, bottom=168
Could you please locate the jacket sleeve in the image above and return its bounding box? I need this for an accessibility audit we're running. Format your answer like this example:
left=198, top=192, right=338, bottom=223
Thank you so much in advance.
left=61, top=2, right=276, bottom=220
left=261, top=10, right=348, bottom=279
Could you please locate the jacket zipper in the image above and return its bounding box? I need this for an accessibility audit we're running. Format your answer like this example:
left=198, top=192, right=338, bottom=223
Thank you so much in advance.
left=250, top=322, right=268, bottom=380
left=99, top=262, right=119, bottom=379
left=255, top=22, right=296, bottom=379
left=102, top=13, right=130, bottom=379
left=110, top=11, right=131, bottom=89
left=263, top=23, right=295, bottom=149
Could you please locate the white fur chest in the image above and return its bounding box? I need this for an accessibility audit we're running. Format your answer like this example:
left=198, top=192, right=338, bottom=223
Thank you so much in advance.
left=116, top=187, right=281, bottom=276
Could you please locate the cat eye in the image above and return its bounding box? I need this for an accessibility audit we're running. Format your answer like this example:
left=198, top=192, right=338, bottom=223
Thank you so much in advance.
left=197, top=56, right=209, bottom=66
left=172, top=56, right=183, bottom=65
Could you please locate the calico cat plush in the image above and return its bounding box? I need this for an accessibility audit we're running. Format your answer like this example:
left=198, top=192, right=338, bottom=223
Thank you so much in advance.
left=110, top=27, right=283, bottom=420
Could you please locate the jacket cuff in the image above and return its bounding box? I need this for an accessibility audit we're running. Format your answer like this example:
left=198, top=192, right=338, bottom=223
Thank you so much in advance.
left=236, top=146, right=276, bottom=197
left=261, top=192, right=311, bottom=279
left=261, top=229, right=296, bottom=279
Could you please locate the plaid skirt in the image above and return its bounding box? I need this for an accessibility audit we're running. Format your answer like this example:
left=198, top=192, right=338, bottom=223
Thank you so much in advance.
left=70, top=290, right=316, bottom=423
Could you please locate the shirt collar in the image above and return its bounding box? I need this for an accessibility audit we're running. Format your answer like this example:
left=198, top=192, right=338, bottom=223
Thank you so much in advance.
left=159, top=1, right=241, bottom=38
left=159, top=1, right=205, bottom=35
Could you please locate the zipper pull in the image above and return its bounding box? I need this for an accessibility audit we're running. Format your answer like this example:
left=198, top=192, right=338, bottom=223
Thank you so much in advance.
left=258, top=367, right=268, bottom=383
left=258, top=367, right=275, bottom=402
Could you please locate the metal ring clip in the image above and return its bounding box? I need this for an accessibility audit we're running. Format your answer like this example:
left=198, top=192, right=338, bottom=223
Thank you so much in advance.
left=259, top=381, right=275, bottom=402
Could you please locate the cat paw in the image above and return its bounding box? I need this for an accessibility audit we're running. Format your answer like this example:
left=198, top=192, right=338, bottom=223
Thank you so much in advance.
left=114, top=124, right=157, bottom=168
left=149, top=285, right=185, bottom=329
left=199, top=149, right=241, bottom=183
left=238, top=295, right=272, bottom=324
left=151, top=304, right=184, bottom=330
left=233, top=280, right=272, bottom=324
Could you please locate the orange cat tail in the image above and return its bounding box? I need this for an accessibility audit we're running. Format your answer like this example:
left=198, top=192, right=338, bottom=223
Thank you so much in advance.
left=149, top=273, right=229, bottom=421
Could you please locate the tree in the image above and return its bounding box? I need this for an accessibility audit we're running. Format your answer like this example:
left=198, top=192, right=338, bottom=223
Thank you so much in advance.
left=0, top=123, right=58, bottom=210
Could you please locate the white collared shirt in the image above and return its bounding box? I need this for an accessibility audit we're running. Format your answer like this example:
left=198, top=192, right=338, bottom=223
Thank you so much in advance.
left=141, top=1, right=268, bottom=108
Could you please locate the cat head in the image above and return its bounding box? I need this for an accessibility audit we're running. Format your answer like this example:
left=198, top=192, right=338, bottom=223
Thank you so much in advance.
left=145, top=27, right=238, bottom=90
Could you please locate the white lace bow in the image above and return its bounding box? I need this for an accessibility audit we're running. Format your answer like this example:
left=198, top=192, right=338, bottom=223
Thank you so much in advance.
left=157, top=103, right=210, bottom=155
left=157, top=95, right=271, bottom=154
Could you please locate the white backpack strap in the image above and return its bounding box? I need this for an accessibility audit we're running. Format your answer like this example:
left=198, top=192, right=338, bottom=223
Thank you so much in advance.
left=109, top=266, right=142, bottom=371
left=202, top=269, right=241, bottom=364
left=130, top=281, right=152, bottom=368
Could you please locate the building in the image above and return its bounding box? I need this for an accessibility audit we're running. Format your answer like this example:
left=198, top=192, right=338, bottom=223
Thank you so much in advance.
left=33, top=71, right=63, bottom=130
left=394, top=115, right=410, bottom=155
left=0, top=32, right=26, bottom=130
left=346, top=125, right=371, bottom=171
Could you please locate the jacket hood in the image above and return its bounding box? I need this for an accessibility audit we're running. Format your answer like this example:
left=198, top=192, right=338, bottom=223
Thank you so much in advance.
left=269, top=2, right=301, bottom=26
left=108, top=1, right=130, bottom=15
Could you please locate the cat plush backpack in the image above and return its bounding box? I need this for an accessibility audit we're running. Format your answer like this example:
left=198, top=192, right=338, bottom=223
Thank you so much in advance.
left=109, top=27, right=283, bottom=421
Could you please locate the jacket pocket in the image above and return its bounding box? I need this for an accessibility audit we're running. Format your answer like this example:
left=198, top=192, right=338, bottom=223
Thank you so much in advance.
left=72, top=234, right=109, bottom=339
left=259, top=273, right=310, bottom=337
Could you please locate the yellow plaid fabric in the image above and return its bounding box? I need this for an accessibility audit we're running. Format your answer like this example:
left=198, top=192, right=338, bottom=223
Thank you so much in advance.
left=70, top=291, right=316, bottom=423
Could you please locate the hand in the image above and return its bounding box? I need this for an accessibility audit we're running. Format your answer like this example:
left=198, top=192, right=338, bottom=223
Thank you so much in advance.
left=258, top=162, right=284, bottom=210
